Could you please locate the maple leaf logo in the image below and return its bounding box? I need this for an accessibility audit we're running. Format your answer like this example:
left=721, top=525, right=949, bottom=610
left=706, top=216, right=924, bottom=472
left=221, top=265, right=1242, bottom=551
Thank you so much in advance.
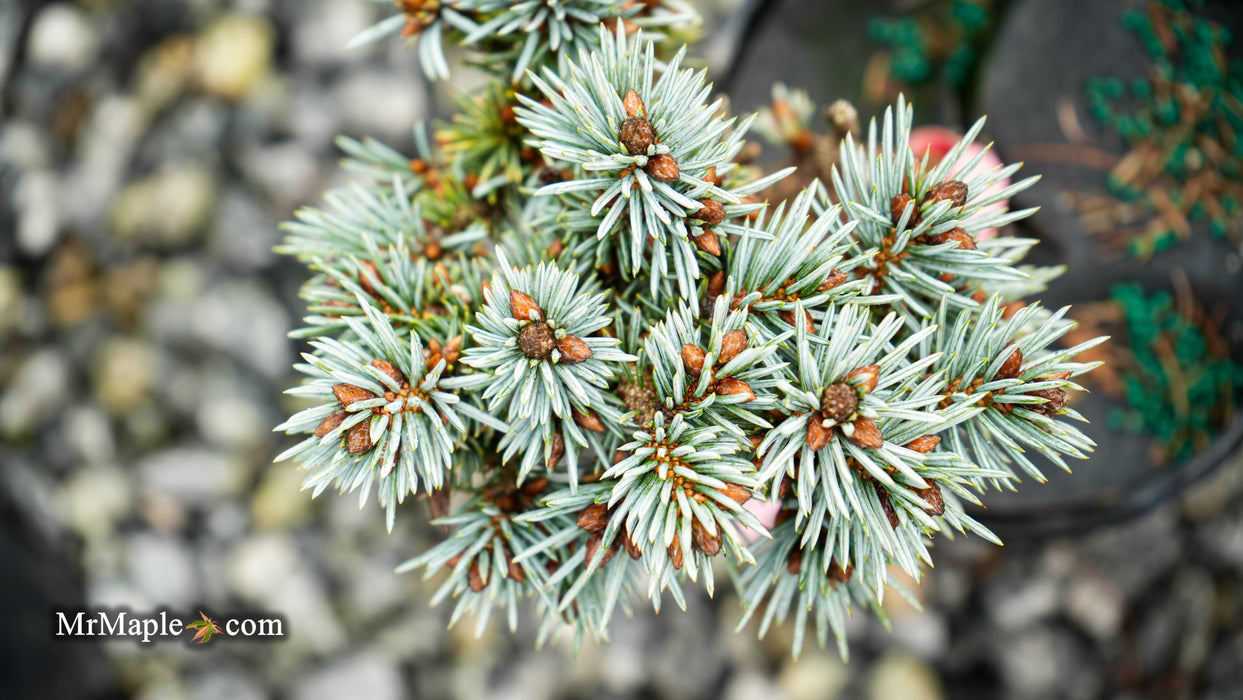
left=185, top=611, right=222, bottom=645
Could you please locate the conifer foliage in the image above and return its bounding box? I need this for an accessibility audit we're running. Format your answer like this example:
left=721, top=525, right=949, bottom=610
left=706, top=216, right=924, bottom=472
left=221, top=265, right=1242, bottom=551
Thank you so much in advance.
left=276, top=1, right=1105, bottom=656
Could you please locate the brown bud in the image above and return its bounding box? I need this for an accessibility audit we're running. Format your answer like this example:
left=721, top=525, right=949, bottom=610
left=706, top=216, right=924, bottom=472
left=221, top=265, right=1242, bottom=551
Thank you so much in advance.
left=668, top=540, right=684, bottom=570
left=577, top=503, right=610, bottom=532
left=820, top=383, right=858, bottom=422
left=692, top=520, right=722, bottom=556
left=846, top=416, right=884, bottom=450
left=890, top=193, right=919, bottom=226
left=510, top=289, right=542, bottom=321
left=442, top=336, right=462, bottom=364
left=716, top=377, right=756, bottom=402
left=619, top=116, right=655, bottom=156
left=828, top=559, right=853, bottom=584
left=719, top=482, right=752, bottom=504
left=1030, top=387, right=1068, bottom=415
left=506, top=555, right=526, bottom=583
left=621, top=530, right=643, bottom=560
left=875, top=483, right=900, bottom=528
left=572, top=408, right=606, bottom=433
left=915, top=481, right=945, bottom=515
left=346, top=419, right=374, bottom=454
left=646, top=153, right=680, bottom=182
left=778, top=308, right=816, bottom=333
left=1002, top=301, right=1027, bottom=319
left=844, top=364, right=881, bottom=394
left=314, top=410, right=348, bottom=437
left=622, top=88, right=646, bottom=118
left=995, top=344, right=1023, bottom=381
left=926, top=180, right=969, bottom=208
left=691, top=230, right=721, bottom=256
left=428, top=485, right=451, bottom=520
left=904, top=435, right=941, bottom=454
left=717, top=329, right=748, bottom=366
left=521, top=476, right=549, bottom=497
left=518, top=321, right=556, bottom=359
left=358, top=259, right=381, bottom=296
left=548, top=430, right=565, bottom=470
left=818, top=269, right=849, bottom=292
left=468, top=561, right=485, bottom=592
left=333, top=383, right=377, bottom=408
left=707, top=271, right=726, bottom=298
left=424, top=240, right=442, bottom=260
left=805, top=413, right=832, bottom=451
left=787, top=547, right=803, bottom=575
left=682, top=343, right=706, bottom=376
left=696, top=199, right=726, bottom=226
left=371, top=359, right=407, bottom=388
left=556, top=335, right=593, bottom=364
left=928, top=227, right=976, bottom=250
left=585, top=531, right=617, bottom=567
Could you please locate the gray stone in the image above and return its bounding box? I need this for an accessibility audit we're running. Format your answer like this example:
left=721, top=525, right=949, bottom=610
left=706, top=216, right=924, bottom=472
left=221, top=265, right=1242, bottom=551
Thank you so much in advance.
left=63, top=405, right=117, bottom=465
left=0, top=349, right=70, bottom=438
left=27, top=4, right=99, bottom=71
left=868, top=650, right=945, bottom=700
left=190, top=667, right=266, bottom=700
left=1066, top=570, right=1125, bottom=640
left=291, top=0, right=374, bottom=67
left=293, top=656, right=405, bottom=700
left=334, top=69, right=426, bottom=141
left=185, top=279, right=292, bottom=379
left=726, top=670, right=787, bottom=700
left=59, top=464, right=131, bottom=538
left=140, top=446, right=243, bottom=504
left=207, top=189, right=280, bottom=270
left=63, top=96, right=149, bottom=231
left=984, top=573, right=1060, bottom=632
left=127, top=533, right=198, bottom=608
left=777, top=648, right=849, bottom=700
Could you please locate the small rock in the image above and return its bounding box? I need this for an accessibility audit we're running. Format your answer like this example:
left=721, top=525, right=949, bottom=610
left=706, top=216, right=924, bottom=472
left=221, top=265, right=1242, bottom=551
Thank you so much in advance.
left=334, top=69, right=426, bottom=140
left=777, top=648, right=849, bottom=700
left=27, top=4, right=99, bottom=71
left=140, top=446, right=243, bottom=504
left=197, top=394, right=266, bottom=450
left=62, top=96, right=149, bottom=231
left=867, top=651, right=945, bottom=700
left=63, top=405, right=116, bottom=465
left=293, top=656, right=404, bottom=700
left=207, top=189, right=279, bottom=270
left=14, top=170, right=59, bottom=255
left=195, top=14, right=274, bottom=100
left=726, top=670, right=787, bottom=700
left=250, top=466, right=313, bottom=531
left=109, top=161, right=216, bottom=248
left=985, top=575, right=1060, bottom=632
left=0, top=349, right=70, bottom=438
left=190, top=667, right=265, bottom=700
left=59, top=464, right=131, bottom=538
left=92, top=337, right=157, bottom=415
left=1066, top=572, right=1124, bottom=640
left=291, top=0, right=373, bottom=66
left=127, top=533, right=198, bottom=608
left=239, top=141, right=321, bottom=206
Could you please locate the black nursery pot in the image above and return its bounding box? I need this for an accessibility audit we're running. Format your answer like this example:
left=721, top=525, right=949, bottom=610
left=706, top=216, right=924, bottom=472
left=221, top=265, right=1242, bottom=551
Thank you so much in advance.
left=727, top=0, right=1243, bottom=537
left=972, top=0, right=1243, bottom=538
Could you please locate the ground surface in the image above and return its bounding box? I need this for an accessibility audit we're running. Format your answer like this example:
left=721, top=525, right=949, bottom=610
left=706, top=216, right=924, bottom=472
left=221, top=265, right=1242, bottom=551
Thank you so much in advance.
left=2, top=1, right=1242, bottom=699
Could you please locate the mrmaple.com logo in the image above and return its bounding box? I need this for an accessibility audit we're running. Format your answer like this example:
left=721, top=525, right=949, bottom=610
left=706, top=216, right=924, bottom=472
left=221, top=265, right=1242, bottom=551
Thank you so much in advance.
left=55, top=609, right=284, bottom=645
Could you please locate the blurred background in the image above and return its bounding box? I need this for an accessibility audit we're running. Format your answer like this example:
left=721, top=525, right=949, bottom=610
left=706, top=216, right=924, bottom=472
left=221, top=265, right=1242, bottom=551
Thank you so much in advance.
left=2, top=0, right=1242, bottom=698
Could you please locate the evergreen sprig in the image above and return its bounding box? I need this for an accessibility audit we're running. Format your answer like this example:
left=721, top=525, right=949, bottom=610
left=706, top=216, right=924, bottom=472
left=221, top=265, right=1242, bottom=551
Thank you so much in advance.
left=274, top=0, right=1108, bottom=660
